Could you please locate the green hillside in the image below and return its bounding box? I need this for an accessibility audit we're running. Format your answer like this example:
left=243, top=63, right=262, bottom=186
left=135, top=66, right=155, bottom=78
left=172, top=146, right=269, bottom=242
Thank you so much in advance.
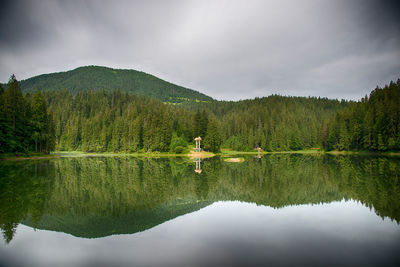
left=18, top=65, right=213, bottom=103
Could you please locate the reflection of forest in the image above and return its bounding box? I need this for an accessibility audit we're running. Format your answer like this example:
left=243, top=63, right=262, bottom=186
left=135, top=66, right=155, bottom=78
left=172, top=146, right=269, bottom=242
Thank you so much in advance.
left=1, top=155, right=399, bottom=241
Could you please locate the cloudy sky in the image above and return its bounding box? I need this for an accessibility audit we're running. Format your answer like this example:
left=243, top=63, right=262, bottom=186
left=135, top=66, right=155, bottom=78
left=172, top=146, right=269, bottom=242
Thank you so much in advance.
left=0, top=0, right=399, bottom=100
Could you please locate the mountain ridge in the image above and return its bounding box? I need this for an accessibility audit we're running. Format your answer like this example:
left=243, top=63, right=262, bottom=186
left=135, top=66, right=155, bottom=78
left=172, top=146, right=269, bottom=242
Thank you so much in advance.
left=16, top=65, right=213, bottom=103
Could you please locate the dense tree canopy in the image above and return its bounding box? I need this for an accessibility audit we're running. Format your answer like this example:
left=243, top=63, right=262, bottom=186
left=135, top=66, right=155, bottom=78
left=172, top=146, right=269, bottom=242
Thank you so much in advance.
left=185, top=96, right=347, bottom=151
left=18, top=66, right=212, bottom=103
left=0, top=75, right=55, bottom=154
left=323, top=79, right=400, bottom=151
left=43, top=90, right=346, bottom=153
left=1, top=74, right=399, bottom=154
left=46, top=90, right=175, bottom=152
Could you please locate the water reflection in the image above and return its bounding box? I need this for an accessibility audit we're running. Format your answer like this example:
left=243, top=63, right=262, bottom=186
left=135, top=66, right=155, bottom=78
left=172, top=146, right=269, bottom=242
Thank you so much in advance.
left=0, top=161, right=54, bottom=243
left=0, top=154, right=399, bottom=243
left=194, top=158, right=202, bottom=173
left=2, top=201, right=400, bottom=267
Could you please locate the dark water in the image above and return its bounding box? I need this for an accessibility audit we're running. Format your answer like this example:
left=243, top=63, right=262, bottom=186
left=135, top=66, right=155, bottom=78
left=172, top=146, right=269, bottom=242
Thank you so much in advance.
left=0, top=155, right=399, bottom=267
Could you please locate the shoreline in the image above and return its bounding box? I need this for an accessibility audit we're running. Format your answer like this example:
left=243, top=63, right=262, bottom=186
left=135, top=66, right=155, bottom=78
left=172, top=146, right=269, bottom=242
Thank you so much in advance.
left=1, top=149, right=399, bottom=161
left=53, top=151, right=216, bottom=158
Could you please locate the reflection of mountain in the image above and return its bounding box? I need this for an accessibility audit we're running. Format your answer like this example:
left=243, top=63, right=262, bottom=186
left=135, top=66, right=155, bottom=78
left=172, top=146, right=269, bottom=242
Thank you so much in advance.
left=1, top=155, right=399, bottom=242
left=23, top=199, right=212, bottom=238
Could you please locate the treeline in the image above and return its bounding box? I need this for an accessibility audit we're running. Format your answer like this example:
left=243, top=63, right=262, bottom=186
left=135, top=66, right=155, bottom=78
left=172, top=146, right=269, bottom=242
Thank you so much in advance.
left=0, top=75, right=347, bottom=153
left=46, top=89, right=222, bottom=152
left=187, top=96, right=346, bottom=151
left=323, top=79, right=400, bottom=151
left=45, top=89, right=346, bottom=153
left=0, top=75, right=55, bottom=154
left=2, top=74, right=399, bottom=154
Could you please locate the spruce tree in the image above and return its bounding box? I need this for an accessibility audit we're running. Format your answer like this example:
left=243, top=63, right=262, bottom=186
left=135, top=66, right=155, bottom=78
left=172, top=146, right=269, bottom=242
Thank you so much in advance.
left=204, top=117, right=221, bottom=153
left=2, top=75, right=28, bottom=153
left=31, top=90, right=49, bottom=152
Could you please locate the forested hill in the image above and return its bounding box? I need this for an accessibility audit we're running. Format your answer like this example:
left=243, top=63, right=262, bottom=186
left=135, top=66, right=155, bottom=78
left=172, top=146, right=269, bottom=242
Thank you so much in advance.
left=1, top=73, right=347, bottom=154
left=17, top=65, right=213, bottom=103
left=3, top=70, right=398, bottom=154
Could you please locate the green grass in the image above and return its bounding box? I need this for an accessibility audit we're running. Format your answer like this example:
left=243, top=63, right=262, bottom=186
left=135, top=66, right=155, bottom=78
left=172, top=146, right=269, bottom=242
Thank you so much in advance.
left=47, top=148, right=400, bottom=159
left=54, top=148, right=322, bottom=158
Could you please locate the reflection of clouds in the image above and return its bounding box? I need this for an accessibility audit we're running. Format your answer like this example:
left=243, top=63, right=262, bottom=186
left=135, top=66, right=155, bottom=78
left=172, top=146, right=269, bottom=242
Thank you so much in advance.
left=1, top=200, right=399, bottom=267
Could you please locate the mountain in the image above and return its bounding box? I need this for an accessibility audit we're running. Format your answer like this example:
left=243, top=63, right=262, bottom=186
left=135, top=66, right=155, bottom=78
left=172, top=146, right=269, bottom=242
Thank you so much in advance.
left=18, top=65, right=213, bottom=103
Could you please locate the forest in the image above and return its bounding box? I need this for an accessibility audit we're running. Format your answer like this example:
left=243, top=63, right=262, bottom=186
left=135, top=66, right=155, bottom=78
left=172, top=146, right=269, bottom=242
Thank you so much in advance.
left=0, top=73, right=399, bottom=154
left=18, top=65, right=212, bottom=103
left=0, top=75, right=55, bottom=154
left=43, top=89, right=345, bottom=153
left=322, top=79, right=400, bottom=151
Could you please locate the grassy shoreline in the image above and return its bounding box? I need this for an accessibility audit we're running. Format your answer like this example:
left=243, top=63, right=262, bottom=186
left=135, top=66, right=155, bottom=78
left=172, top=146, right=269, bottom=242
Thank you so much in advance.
left=219, top=149, right=322, bottom=156
left=52, top=151, right=216, bottom=158
left=1, top=149, right=399, bottom=161
left=53, top=149, right=400, bottom=157
left=220, top=149, right=400, bottom=156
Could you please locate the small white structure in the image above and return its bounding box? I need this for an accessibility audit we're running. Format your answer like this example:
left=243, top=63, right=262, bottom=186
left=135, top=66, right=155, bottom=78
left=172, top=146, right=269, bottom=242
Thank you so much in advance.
left=257, top=147, right=262, bottom=159
left=194, top=136, right=202, bottom=152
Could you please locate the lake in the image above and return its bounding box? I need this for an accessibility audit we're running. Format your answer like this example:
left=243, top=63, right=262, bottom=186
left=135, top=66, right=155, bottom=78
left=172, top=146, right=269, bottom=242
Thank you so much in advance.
left=0, top=154, right=399, bottom=267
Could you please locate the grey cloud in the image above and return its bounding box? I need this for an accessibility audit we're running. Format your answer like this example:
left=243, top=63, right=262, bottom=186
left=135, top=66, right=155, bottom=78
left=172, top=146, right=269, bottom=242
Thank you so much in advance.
left=0, top=0, right=399, bottom=100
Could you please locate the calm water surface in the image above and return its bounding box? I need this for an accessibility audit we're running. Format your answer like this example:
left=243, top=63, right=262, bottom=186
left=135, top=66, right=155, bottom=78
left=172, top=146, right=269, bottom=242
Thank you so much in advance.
left=0, top=155, right=399, bottom=267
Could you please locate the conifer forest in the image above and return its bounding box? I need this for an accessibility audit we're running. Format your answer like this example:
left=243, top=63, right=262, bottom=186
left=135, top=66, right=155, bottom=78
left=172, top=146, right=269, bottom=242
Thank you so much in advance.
left=0, top=67, right=399, bottom=154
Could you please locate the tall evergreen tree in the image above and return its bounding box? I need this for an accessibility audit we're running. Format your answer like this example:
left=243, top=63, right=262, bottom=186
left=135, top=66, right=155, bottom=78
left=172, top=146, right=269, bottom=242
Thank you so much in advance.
left=204, top=117, right=222, bottom=153
left=31, top=90, right=50, bottom=152
left=0, top=76, right=55, bottom=154
left=1, top=75, right=28, bottom=152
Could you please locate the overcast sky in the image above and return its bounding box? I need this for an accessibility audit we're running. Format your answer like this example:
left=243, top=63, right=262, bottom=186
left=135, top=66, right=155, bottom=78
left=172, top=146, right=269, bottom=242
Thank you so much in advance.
left=0, top=0, right=399, bottom=100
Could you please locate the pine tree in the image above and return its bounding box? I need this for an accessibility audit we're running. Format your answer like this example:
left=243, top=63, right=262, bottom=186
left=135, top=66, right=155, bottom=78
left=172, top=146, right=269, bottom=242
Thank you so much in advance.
left=204, top=117, right=221, bottom=153
left=323, top=79, right=400, bottom=152
left=2, top=75, right=28, bottom=153
left=31, top=90, right=49, bottom=152
left=0, top=84, right=6, bottom=153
